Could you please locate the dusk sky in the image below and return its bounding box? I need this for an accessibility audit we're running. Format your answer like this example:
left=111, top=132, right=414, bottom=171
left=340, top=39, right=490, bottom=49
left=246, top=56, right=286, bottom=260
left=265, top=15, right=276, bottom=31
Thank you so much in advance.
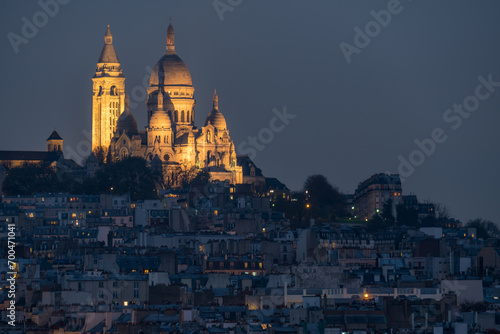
left=1, top=0, right=499, bottom=223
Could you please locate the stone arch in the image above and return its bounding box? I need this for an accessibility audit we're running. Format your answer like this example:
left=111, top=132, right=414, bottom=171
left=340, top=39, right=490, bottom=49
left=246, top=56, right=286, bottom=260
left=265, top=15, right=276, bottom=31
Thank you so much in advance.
left=218, top=152, right=225, bottom=167
left=206, top=150, right=212, bottom=167
left=119, top=148, right=129, bottom=160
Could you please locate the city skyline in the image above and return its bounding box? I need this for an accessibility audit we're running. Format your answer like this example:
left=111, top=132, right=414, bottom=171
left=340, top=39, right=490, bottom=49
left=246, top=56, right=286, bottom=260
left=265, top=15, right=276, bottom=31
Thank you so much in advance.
left=1, top=0, right=500, bottom=223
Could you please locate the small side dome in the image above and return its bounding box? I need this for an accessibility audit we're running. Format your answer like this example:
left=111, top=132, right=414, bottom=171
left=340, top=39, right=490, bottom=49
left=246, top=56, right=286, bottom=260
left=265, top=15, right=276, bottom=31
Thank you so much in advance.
left=117, top=110, right=138, bottom=135
left=150, top=109, right=171, bottom=129
left=205, top=90, right=227, bottom=130
left=149, top=89, right=173, bottom=129
left=117, top=95, right=138, bottom=135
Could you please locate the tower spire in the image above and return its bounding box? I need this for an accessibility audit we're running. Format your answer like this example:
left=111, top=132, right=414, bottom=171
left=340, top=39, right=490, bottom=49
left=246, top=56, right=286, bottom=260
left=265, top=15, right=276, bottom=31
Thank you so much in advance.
left=157, top=90, right=164, bottom=111
left=98, top=25, right=120, bottom=64
left=166, top=20, right=175, bottom=54
left=104, top=25, right=112, bottom=45
left=213, top=89, right=218, bottom=110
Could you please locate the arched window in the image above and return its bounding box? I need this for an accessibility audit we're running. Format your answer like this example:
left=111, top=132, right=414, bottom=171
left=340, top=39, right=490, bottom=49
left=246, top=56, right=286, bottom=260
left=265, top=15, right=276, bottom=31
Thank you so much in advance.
left=207, top=151, right=212, bottom=166
left=120, top=148, right=128, bottom=160
left=98, top=86, right=103, bottom=96
left=110, top=86, right=117, bottom=95
left=186, top=111, right=190, bottom=123
left=207, top=130, right=211, bottom=143
left=218, top=152, right=224, bottom=167
left=181, top=110, right=185, bottom=122
left=174, top=110, right=178, bottom=122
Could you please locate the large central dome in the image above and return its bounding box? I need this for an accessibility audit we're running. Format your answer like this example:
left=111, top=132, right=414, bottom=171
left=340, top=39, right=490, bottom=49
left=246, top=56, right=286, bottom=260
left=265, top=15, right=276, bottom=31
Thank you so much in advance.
left=149, top=54, right=192, bottom=87
left=149, top=22, right=192, bottom=87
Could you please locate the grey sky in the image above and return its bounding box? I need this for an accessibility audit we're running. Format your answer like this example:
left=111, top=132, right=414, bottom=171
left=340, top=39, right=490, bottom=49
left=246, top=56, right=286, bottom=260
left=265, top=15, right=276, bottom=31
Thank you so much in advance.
left=1, top=0, right=499, bottom=223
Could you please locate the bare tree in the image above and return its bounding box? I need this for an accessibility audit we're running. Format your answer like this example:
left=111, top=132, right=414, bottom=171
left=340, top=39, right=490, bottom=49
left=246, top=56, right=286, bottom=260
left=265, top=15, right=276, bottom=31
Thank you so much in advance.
left=434, top=203, right=452, bottom=220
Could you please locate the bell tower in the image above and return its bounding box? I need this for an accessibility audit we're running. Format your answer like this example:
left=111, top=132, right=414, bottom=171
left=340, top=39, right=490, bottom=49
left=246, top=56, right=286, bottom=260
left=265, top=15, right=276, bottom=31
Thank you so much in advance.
left=47, top=130, right=63, bottom=152
left=92, top=25, right=126, bottom=153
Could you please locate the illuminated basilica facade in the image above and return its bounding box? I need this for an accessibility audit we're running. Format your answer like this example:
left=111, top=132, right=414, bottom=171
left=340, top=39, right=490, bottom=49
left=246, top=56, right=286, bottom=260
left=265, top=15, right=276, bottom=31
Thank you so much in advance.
left=91, top=23, right=242, bottom=184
